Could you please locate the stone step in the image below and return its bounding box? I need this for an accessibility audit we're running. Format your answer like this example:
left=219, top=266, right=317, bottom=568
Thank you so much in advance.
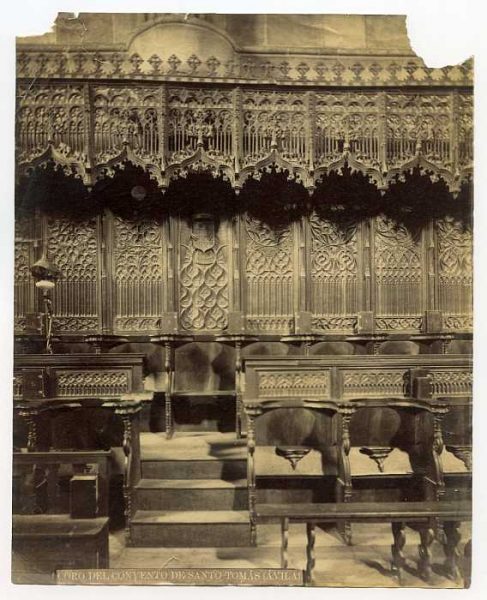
left=135, top=479, right=248, bottom=510
left=130, top=510, right=251, bottom=547
left=141, top=458, right=247, bottom=480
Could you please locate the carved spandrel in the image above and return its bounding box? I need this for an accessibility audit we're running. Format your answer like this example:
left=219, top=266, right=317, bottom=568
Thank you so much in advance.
left=310, top=214, right=358, bottom=331
left=179, top=216, right=229, bottom=331
left=113, top=217, right=164, bottom=333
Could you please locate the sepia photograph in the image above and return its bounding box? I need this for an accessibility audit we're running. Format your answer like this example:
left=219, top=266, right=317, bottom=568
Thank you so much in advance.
left=8, top=4, right=477, bottom=590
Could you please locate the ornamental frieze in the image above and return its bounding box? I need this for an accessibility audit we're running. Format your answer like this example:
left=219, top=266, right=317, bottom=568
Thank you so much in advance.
left=16, top=50, right=473, bottom=88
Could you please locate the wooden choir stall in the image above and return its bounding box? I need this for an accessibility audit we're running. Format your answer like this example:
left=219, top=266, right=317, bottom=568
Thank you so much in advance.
left=12, top=12, right=473, bottom=587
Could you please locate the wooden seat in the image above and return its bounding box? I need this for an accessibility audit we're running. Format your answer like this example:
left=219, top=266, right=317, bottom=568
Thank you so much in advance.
left=377, top=340, right=421, bottom=355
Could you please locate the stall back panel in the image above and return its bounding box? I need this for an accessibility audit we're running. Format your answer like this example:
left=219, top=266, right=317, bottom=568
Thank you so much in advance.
left=46, top=216, right=100, bottom=333
left=244, top=215, right=295, bottom=334
left=310, top=215, right=359, bottom=333
left=113, top=217, right=164, bottom=333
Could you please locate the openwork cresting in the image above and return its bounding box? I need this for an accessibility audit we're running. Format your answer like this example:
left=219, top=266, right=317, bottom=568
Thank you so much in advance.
left=16, top=84, right=472, bottom=192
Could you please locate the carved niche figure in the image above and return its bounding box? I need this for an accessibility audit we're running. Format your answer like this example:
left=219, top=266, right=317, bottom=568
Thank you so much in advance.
left=179, top=214, right=229, bottom=331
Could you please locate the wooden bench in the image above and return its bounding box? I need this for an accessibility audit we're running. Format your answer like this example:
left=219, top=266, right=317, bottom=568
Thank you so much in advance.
left=12, top=450, right=111, bottom=583
left=257, top=501, right=471, bottom=586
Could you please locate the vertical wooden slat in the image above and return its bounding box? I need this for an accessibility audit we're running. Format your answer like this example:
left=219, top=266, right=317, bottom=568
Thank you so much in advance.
left=100, top=210, right=113, bottom=334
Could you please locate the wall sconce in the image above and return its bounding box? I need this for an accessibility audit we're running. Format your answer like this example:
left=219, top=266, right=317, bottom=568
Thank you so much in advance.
left=30, top=254, right=61, bottom=354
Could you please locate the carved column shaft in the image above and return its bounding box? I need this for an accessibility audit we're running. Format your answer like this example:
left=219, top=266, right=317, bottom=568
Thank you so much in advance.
left=246, top=409, right=258, bottom=546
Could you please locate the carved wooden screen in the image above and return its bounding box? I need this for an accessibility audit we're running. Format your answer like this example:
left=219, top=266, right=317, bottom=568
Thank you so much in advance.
left=386, top=93, right=452, bottom=168
left=14, top=216, right=35, bottom=333
left=46, top=217, right=100, bottom=332
left=177, top=216, right=230, bottom=331
left=242, top=91, right=308, bottom=167
left=243, top=215, right=296, bottom=333
left=93, top=86, right=160, bottom=164
left=309, top=215, right=360, bottom=333
left=435, top=218, right=473, bottom=331
left=112, top=217, right=165, bottom=333
left=314, top=92, right=380, bottom=168
left=373, top=216, right=425, bottom=332
left=167, top=88, right=233, bottom=164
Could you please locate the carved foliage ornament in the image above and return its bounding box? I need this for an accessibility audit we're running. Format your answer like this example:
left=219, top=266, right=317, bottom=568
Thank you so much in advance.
left=258, top=371, right=330, bottom=398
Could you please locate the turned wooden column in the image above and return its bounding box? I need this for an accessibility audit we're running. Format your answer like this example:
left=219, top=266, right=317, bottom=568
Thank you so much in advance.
left=105, top=400, right=142, bottom=546
left=336, top=404, right=356, bottom=545
left=245, top=405, right=261, bottom=546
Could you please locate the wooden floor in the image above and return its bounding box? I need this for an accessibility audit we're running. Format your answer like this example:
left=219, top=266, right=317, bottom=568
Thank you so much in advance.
left=111, top=521, right=470, bottom=588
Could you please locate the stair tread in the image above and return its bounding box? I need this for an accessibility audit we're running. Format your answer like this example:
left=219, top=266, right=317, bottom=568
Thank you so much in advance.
left=136, top=478, right=247, bottom=489
left=142, top=456, right=246, bottom=462
left=132, top=510, right=250, bottom=524
left=141, top=432, right=247, bottom=461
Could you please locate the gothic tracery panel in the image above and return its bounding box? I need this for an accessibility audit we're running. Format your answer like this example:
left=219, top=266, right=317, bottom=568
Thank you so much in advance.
left=113, top=217, right=164, bottom=332
left=16, top=84, right=86, bottom=163
left=93, top=86, right=160, bottom=163
left=314, top=92, right=380, bottom=168
left=436, top=218, right=473, bottom=331
left=46, top=217, right=99, bottom=331
left=14, top=217, right=34, bottom=332
left=458, top=94, right=473, bottom=169
left=167, top=87, right=233, bottom=164
left=178, top=216, right=229, bottom=331
left=310, top=214, right=359, bottom=332
left=242, top=91, right=307, bottom=166
left=374, top=216, right=424, bottom=331
left=386, top=93, right=451, bottom=168
left=244, top=215, right=294, bottom=333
